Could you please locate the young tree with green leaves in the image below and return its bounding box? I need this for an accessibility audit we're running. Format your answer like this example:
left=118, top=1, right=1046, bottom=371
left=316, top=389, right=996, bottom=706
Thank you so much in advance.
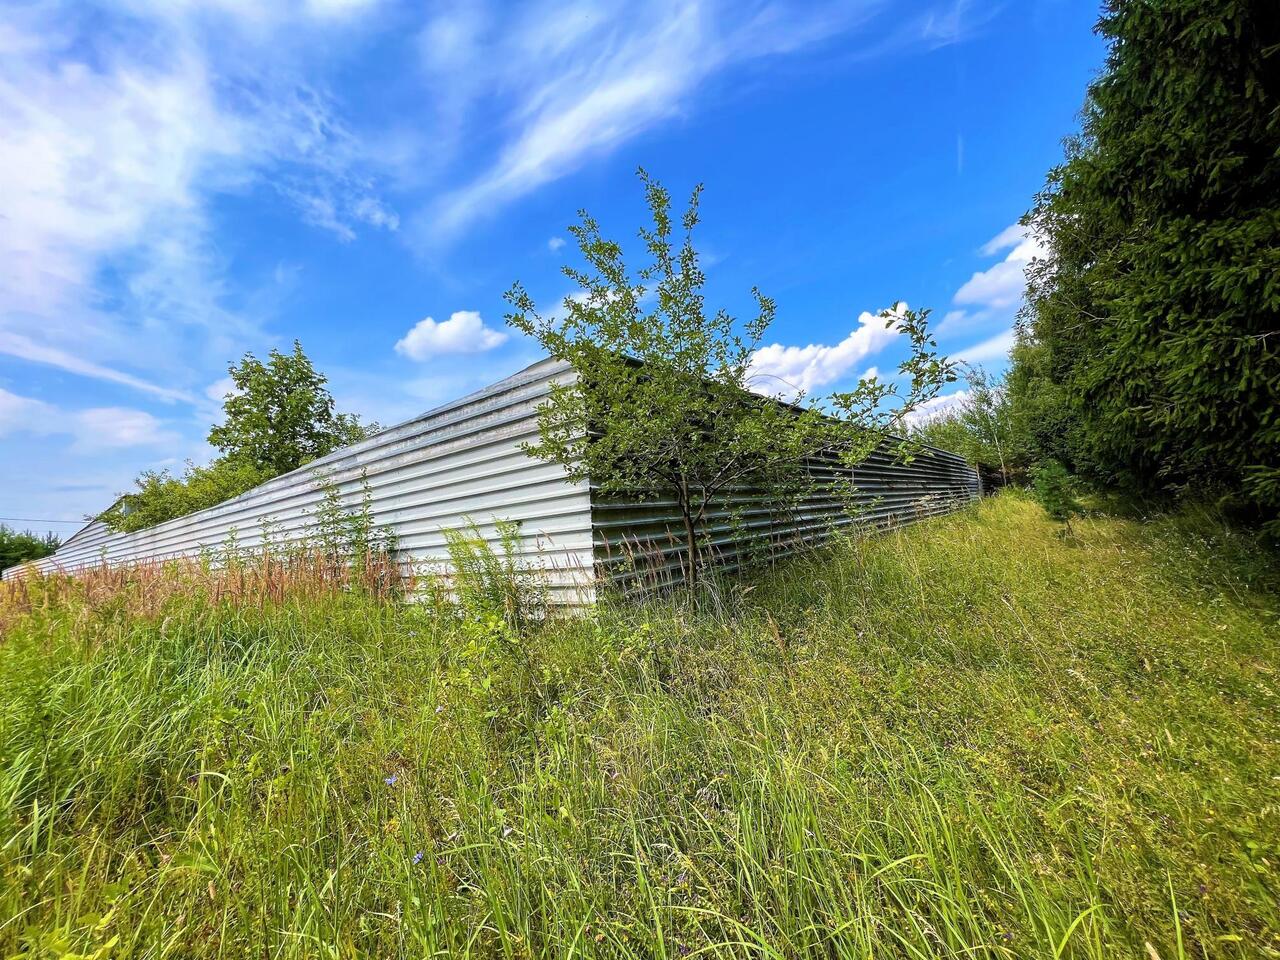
left=1017, top=0, right=1279, bottom=529
left=1031, top=459, right=1084, bottom=535
left=103, top=343, right=377, bottom=533
left=1003, top=338, right=1080, bottom=473
left=911, top=364, right=1034, bottom=485
left=208, top=342, right=372, bottom=475
left=506, top=170, right=955, bottom=586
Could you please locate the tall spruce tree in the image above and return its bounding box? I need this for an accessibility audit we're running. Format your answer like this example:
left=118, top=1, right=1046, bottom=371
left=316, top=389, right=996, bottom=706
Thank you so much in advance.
left=1018, top=0, right=1279, bottom=528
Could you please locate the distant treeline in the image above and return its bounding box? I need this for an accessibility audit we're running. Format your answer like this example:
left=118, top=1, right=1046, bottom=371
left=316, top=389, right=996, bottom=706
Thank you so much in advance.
left=0, top=526, right=60, bottom=570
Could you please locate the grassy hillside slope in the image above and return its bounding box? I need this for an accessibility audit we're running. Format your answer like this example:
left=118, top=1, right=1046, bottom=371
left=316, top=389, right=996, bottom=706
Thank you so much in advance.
left=1, top=493, right=1277, bottom=958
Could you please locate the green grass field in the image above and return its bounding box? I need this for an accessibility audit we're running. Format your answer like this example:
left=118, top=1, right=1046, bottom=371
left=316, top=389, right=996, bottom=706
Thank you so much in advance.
left=1, top=492, right=1277, bottom=958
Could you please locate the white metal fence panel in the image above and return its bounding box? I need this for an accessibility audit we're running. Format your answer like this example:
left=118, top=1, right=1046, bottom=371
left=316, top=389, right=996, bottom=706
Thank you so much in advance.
left=6, top=357, right=982, bottom=605
left=5, top=359, right=597, bottom=606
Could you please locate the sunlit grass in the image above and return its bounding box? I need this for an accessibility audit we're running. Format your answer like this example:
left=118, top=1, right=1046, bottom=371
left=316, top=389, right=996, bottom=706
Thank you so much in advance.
left=1, top=492, right=1276, bottom=958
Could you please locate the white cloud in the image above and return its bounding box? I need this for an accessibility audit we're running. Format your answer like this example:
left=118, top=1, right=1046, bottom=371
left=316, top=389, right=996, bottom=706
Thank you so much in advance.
left=204, top=376, right=238, bottom=403
left=744, top=218, right=1030, bottom=403
left=0, top=387, right=174, bottom=449
left=395, top=311, right=509, bottom=359
left=953, top=260, right=1025, bottom=310
left=352, top=195, right=399, bottom=231
left=305, top=0, right=384, bottom=17
left=547, top=236, right=566, bottom=252
left=954, top=223, right=1047, bottom=310
left=0, top=387, right=56, bottom=437
left=0, top=18, right=241, bottom=335
left=953, top=328, right=1015, bottom=365
left=280, top=183, right=400, bottom=241
left=0, top=332, right=195, bottom=403
left=0, top=3, right=398, bottom=401
left=748, top=304, right=904, bottom=397
left=980, top=223, right=1026, bottom=256
left=936, top=222, right=1048, bottom=364
left=936, top=309, right=974, bottom=337
left=72, top=408, right=177, bottom=450
left=544, top=289, right=598, bottom=325
left=916, top=0, right=1005, bottom=49
left=905, top=388, right=970, bottom=426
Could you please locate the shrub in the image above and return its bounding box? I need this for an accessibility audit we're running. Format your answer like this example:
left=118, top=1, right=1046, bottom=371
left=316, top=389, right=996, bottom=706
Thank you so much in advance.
left=1018, top=0, right=1280, bottom=530
left=101, top=460, right=272, bottom=533
left=442, top=518, right=544, bottom=629
left=1032, top=459, right=1084, bottom=530
left=506, top=169, right=955, bottom=587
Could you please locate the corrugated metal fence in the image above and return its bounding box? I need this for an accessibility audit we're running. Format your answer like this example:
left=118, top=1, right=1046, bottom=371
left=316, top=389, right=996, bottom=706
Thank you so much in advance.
left=592, top=439, right=981, bottom=591
left=6, top=359, right=598, bottom=606
left=5, top=358, right=980, bottom=603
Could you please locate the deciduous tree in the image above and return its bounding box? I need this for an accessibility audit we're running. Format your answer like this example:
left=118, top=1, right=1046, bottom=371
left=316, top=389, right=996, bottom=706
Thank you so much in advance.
left=103, top=343, right=376, bottom=532
left=0, top=526, right=60, bottom=570
left=506, top=170, right=955, bottom=585
left=208, top=342, right=372, bottom=476
left=912, top=365, right=1035, bottom=485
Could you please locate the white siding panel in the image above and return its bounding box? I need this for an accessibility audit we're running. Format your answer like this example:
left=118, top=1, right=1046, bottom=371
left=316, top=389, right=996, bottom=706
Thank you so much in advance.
left=6, top=359, right=596, bottom=605
left=5, top=356, right=983, bottom=607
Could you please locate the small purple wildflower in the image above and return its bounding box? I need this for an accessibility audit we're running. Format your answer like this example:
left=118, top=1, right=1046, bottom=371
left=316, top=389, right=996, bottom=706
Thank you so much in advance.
left=412, top=851, right=424, bottom=865
left=384, top=774, right=398, bottom=786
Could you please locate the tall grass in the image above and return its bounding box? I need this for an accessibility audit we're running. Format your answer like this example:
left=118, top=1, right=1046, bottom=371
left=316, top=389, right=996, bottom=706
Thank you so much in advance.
left=0, top=492, right=1276, bottom=958
left=0, top=547, right=403, bottom=631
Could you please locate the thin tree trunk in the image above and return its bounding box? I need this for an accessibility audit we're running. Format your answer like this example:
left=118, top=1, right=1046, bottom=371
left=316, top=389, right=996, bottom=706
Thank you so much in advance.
left=979, top=404, right=1008, bottom=486
left=678, top=491, right=699, bottom=588
left=988, top=416, right=1008, bottom=485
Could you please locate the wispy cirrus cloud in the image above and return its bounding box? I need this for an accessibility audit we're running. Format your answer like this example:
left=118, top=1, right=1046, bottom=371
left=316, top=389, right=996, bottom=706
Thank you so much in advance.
left=71, top=407, right=180, bottom=451
left=0, top=0, right=1002, bottom=415
left=417, top=0, right=891, bottom=241
left=0, top=2, right=399, bottom=401
left=0, top=386, right=177, bottom=450
left=0, top=387, right=52, bottom=438
left=0, top=332, right=195, bottom=403
left=916, top=0, right=1007, bottom=50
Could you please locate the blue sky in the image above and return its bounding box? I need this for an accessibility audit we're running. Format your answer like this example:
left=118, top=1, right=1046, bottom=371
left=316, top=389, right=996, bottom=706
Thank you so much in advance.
left=0, top=0, right=1104, bottom=537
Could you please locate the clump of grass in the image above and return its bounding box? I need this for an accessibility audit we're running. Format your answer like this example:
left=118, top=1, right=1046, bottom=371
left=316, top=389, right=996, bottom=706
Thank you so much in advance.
left=0, top=491, right=1276, bottom=958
